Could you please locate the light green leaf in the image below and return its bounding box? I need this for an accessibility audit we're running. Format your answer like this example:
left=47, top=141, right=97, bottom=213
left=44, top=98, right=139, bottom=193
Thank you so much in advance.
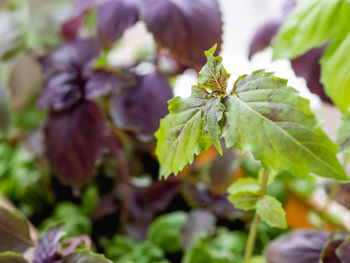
left=198, top=44, right=230, bottom=93
left=273, top=0, right=350, bottom=59
left=228, top=192, right=260, bottom=211
left=337, top=114, right=350, bottom=153
left=228, top=178, right=260, bottom=195
left=155, top=86, right=224, bottom=178
left=320, top=34, right=350, bottom=113
left=0, top=252, right=28, bottom=263
left=256, top=195, right=287, bottom=229
left=62, top=249, right=113, bottom=263
left=148, top=211, right=187, bottom=253
left=223, top=70, right=347, bottom=181
left=228, top=178, right=260, bottom=210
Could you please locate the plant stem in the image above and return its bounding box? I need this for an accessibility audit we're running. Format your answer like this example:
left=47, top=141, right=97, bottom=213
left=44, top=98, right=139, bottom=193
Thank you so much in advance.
left=243, top=170, right=269, bottom=263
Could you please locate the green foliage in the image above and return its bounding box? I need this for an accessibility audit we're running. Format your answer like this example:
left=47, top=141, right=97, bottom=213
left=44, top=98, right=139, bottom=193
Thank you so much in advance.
left=0, top=0, right=29, bottom=62
left=81, top=185, right=99, bottom=215
left=155, top=87, right=222, bottom=178
left=156, top=47, right=346, bottom=181
left=148, top=211, right=187, bottom=253
left=228, top=178, right=260, bottom=210
left=256, top=195, right=287, bottom=229
left=337, top=114, right=350, bottom=153
left=183, top=228, right=247, bottom=263
left=0, top=252, right=28, bottom=263
left=0, top=143, right=53, bottom=217
left=0, top=84, right=9, bottom=134
left=198, top=44, right=230, bottom=93
left=40, top=202, right=91, bottom=237
left=62, top=249, right=113, bottom=263
left=321, top=35, right=350, bottom=113
left=103, top=235, right=169, bottom=263
left=223, top=70, right=346, bottom=181
left=273, top=0, right=350, bottom=59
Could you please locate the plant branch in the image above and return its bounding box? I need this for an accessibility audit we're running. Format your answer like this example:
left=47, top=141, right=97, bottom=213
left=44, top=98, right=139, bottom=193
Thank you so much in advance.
left=243, top=170, right=269, bottom=263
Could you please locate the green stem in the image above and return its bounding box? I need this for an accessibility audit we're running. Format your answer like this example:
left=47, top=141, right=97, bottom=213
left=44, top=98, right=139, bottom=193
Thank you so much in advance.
left=243, top=170, right=269, bottom=263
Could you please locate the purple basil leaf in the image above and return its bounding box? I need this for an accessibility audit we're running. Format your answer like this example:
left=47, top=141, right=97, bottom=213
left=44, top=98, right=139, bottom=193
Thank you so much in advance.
left=40, top=38, right=100, bottom=76
left=181, top=209, right=216, bottom=250
left=44, top=101, right=106, bottom=188
left=320, top=240, right=343, bottom=263
left=0, top=252, right=28, bottom=263
left=33, top=225, right=65, bottom=263
left=111, top=70, right=173, bottom=140
left=61, top=13, right=86, bottom=40
left=181, top=182, right=244, bottom=220
left=143, top=178, right=181, bottom=212
left=291, top=46, right=332, bottom=104
left=97, top=0, right=139, bottom=48
left=0, top=207, right=34, bottom=253
left=39, top=39, right=100, bottom=111
left=337, top=238, right=350, bottom=263
left=38, top=72, right=83, bottom=111
left=61, top=249, right=112, bottom=263
left=248, top=19, right=281, bottom=59
left=60, top=0, right=97, bottom=39
left=85, top=70, right=135, bottom=99
left=141, top=0, right=223, bottom=67
left=265, top=230, right=330, bottom=263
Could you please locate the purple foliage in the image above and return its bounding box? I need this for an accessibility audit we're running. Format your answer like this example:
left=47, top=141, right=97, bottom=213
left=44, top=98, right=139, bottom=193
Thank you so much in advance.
left=111, top=70, right=173, bottom=140
left=44, top=101, right=106, bottom=188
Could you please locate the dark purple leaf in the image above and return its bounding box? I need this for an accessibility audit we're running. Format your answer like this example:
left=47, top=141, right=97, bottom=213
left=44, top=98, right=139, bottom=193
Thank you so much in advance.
left=0, top=252, right=28, bottom=263
left=97, top=0, right=139, bottom=48
left=33, top=225, right=65, bottom=263
left=291, top=46, right=332, bottom=104
left=60, top=0, right=97, bottom=40
left=62, top=249, right=112, bottom=263
left=85, top=70, right=135, bottom=99
left=61, top=13, right=86, bottom=40
left=38, top=72, right=83, bottom=111
left=320, top=240, right=343, bottom=263
left=0, top=207, right=34, bottom=253
left=39, top=39, right=101, bottom=111
left=141, top=0, right=223, bottom=68
left=265, top=230, right=330, bottom=263
left=111, top=70, right=173, bottom=140
left=209, top=151, right=238, bottom=190
left=181, top=209, right=216, bottom=250
left=181, top=182, right=244, bottom=220
left=44, top=101, right=106, bottom=188
left=248, top=19, right=281, bottom=59
left=337, top=238, right=350, bottom=263
left=124, top=178, right=180, bottom=241
left=40, top=39, right=100, bottom=77
left=91, top=195, right=119, bottom=222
